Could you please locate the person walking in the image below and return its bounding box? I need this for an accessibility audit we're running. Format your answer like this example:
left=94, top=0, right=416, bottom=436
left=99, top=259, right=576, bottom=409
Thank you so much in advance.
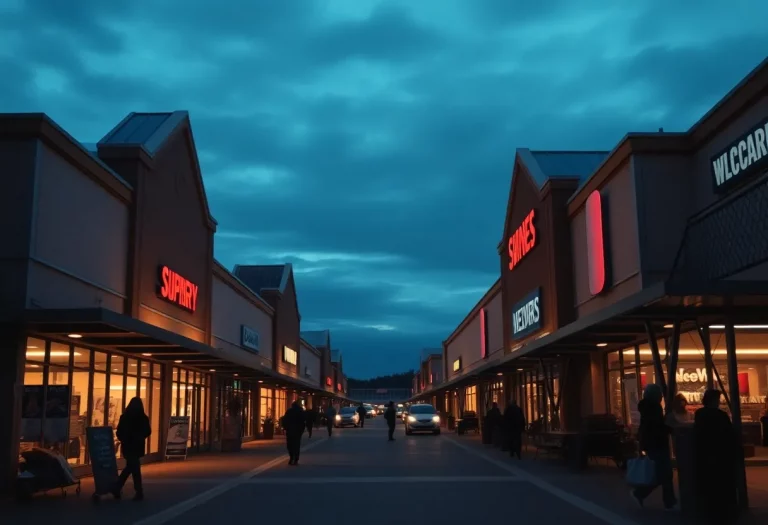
left=283, top=401, right=306, bottom=466
left=113, top=397, right=151, bottom=501
left=325, top=404, right=337, bottom=437
left=694, top=389, right=740, bottom=523
left=503, top=398, right=526, bottom=459
left=485, top=402, right=502, bottom=444
left=304, top=405, right=316, bottom=438
left=384, top=401, right=396, bottom=441
left=631, top=383, right=677, bottom=511
left=356, top=403, right=367, bottom=428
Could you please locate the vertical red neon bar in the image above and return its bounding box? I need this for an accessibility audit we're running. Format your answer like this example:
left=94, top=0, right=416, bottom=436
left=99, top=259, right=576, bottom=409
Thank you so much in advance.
left=480, top=308, right=487, bottom=358
left=586, top=190, right=606, bottom=295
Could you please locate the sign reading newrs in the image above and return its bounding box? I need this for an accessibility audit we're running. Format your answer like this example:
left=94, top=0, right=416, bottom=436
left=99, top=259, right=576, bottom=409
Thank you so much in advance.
left=511, top=287, right=541, bottom=340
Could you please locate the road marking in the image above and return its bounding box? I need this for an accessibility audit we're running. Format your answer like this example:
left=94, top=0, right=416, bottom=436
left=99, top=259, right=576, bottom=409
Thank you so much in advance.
left=142, top=478, right=230, bottom=484
left=444, top=437, right=640, bottom=525
left=132, top=437, right=328, bottom=525
left=247, top=475, right=521, bottom=484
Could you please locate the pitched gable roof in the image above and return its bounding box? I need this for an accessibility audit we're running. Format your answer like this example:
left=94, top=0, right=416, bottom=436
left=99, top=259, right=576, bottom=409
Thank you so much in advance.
left=301, top=330, right=330, bottom=349
left=97, top=111, right=217, bottom=230
left=233, top=264, right=292, bottom=294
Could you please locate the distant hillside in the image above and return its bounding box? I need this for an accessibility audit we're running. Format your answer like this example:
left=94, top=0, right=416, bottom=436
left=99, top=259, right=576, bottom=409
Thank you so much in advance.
left=348, top=370, right=415, bottom=389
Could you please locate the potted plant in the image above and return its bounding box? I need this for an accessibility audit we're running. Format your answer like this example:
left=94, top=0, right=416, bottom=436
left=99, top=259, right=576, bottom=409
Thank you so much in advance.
left=221, top=395, right=243, bottom=452
left=263, top=411, right=275, bottom=440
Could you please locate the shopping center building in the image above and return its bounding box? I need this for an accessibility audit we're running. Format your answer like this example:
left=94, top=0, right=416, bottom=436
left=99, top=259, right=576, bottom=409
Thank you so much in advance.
left=0, top=111, right=348, bottom=491
left=415, top=57, right=768, bottom=469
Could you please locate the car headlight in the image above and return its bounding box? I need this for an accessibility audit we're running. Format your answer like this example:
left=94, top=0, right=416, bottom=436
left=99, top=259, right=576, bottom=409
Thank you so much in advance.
left=335, top=415, right=341, bottom=421
left=407, top=415, right=416, bottom=423
left=432, top=415, right=440, bottom=423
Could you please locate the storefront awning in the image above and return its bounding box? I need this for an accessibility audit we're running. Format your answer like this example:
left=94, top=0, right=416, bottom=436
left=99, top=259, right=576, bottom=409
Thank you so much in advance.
left=24, top=307, right=341, bottom=396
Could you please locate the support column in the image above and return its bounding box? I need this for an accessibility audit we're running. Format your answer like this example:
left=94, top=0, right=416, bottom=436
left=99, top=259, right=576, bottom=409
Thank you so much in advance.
left=725, top=321, right=749, bottom=509
left=697, top=324, right=715, bottom=390
left=0, top=326, right=25, bottom=493
left=645, top=321, right=667, bottom=399
left=665, top=321, right=681, bottom=408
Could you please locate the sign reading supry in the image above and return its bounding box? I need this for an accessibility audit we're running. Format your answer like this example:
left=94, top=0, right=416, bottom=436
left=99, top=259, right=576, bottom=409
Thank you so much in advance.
left=158, top=265, right=199, bottom=313
left=511, top=287, right=541, bottom=340
left=508, top=209, right=537, bottom=270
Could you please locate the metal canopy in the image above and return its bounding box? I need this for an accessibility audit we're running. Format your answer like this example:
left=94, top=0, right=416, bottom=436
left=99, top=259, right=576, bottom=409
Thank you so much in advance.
left=24, top=307, right=341, bottom=398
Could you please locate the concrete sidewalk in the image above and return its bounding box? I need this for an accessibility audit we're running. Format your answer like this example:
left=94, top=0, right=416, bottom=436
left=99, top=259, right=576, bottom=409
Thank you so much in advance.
left=446, top=432, right=768, bottom=524
left=1, top=436, right=317, bottom=525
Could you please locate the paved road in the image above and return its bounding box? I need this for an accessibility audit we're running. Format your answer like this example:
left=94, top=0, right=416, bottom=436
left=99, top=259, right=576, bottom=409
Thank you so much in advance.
left=145, top=417, right=619, bottom=525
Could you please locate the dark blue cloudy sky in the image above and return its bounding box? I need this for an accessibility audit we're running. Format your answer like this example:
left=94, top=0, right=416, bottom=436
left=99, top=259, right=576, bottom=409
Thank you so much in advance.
left=2, top=1, right=767, bottom=377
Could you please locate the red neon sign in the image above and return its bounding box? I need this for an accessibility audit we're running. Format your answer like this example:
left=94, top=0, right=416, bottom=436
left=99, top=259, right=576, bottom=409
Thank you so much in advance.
left=158, top=265, right=199, bottom=312
left=326, top=377, right=332, bottom=386
left=336, top=383, right=342, bottom=392
left=508, top=209, right=536, bottom=270
left=585, top=191, right=606, bottom=295
left=480, top=308, right=487, bottom=358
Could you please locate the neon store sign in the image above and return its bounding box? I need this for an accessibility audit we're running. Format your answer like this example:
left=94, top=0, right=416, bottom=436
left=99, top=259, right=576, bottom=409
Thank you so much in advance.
left=158, top=265, right=199, bottom=312
left=326, top=377, right=333, bottom=387
left=508, top=209, right=537, bottom=271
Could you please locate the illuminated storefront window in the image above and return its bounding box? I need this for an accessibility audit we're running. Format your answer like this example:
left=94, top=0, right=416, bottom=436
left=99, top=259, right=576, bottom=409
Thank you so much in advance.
left=20, top=337, right=164, bottom=467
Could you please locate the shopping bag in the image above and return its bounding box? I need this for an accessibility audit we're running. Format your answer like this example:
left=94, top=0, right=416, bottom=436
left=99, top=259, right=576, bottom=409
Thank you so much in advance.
left=626, top=455, right=656, bottom=488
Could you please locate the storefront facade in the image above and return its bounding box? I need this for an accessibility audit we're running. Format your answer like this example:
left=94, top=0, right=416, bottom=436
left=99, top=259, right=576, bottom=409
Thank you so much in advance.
left=0, top=111, right=347, bottom=492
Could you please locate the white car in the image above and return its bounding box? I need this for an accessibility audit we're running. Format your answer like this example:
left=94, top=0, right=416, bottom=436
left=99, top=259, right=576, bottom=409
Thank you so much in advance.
left=335, top=406, right=360, bottom=427
left=405, top=404, right=440, bottom=435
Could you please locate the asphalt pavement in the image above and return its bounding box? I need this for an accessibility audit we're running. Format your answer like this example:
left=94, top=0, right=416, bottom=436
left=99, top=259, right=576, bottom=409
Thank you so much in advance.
left=3, top=417, right=671, bottom=525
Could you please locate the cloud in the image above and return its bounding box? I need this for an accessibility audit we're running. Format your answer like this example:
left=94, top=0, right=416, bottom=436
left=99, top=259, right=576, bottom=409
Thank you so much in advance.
left=3, top=0, right=767, bottom=376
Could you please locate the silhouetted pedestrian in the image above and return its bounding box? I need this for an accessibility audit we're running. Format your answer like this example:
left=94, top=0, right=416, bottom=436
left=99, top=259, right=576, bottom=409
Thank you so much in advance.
left=503, top=399, right=525, bottom=459
left=305, top=406, right=316, bottom=438
left=357, top=403, right=367, bottom=428
left=384, top=401, right=396, bottom=441
left=283, top=401, right=305, bottom=465
left=113, top=397, right=151, bottom=501
left=325, top=404, right=337, bottom=437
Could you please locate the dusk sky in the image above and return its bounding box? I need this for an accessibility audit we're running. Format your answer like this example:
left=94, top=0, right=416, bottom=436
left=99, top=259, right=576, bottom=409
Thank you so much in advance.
left=2, top=1, right=767, bottom=378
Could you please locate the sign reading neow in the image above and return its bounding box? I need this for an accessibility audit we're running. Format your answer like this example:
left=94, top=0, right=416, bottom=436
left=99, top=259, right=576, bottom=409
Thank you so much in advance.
left=711, top=117, right=768, bottom=193
left=511, top=287, right=541, bottom=340
left=283, top=346, right=297, bottom=366
left=240, top=325, right=259, bottom=352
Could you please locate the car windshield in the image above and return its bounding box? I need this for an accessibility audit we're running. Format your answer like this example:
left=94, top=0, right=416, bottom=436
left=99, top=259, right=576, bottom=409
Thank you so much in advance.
left=340, top=407, right=356, bottom=415
left=409, top=405, right=435, bottom=415
left=364, top=405, right=373, bottom=410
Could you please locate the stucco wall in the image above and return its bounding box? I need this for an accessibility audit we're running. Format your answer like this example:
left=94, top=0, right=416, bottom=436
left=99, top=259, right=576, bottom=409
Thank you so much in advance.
left=27, top=143, right=129, bottom=311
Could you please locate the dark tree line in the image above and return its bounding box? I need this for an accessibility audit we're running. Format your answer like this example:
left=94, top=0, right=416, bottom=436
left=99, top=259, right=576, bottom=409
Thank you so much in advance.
left=348, top=370, right=415, bottom=389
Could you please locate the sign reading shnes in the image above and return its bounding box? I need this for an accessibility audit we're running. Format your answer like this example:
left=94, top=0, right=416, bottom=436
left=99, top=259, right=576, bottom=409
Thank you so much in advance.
left=511, top=288, right=541, bottom=340
left=711, top=117, right=768, bottom=193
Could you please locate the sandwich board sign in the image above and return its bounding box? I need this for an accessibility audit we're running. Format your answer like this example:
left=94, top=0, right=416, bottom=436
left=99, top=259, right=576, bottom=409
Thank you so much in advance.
left=165, top=416, right=190, bottom=459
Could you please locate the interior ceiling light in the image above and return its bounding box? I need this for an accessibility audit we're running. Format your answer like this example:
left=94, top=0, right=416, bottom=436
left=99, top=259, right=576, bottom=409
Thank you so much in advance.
left=67, top=333, right=83, bottom=339
left=596, top=343, right=608, bottom=347
left=663, top=324, right=673, bottom=328
left=209, top=369, right=216, bottom=372
left=142, top=353, right=152, bottom=357
left=496, top=372, right=503, bottom=376
left=258, top=380, right=264, bottom=383
left=174, top=360, right=183, bottom=364
left=517, top=368, right=524, bottom=371
left=233, top=373, right=239, bottom=377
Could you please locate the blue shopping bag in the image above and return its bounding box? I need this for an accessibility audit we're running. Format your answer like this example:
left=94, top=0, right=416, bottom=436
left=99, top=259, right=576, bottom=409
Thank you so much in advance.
left=626, top=455, right=656, bottom=488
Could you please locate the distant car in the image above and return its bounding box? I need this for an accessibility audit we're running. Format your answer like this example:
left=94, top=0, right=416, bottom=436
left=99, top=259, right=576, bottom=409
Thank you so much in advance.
left=364, top=404, right=375, bottom=418
left=405, top=404, right=440, bottom=435
left=335, top=406, right=360, bottom=428
left=395, top=406, right=404, bottom=423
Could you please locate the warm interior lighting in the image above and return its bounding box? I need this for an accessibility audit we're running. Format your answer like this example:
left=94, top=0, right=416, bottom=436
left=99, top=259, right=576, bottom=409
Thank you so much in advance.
left=28, top=364, right=40, bottom=368
left=174, top=360, right=183, bottom=363
left=26, top=351, right=81, bottom=358
left=258, top=380, right=264, bottom=383
left=517, top=368, right=524, bottom=371
left=496, top=372, right=503, bottom=376
left=142, top=353, right=152, bottom=356
left=664, top=324, right=673, bottom=328
left=637, top=349, right=768, bottom=356
left=209, top=369, right=216, bottom=372
left=710, top=325, right=768, bottom=329
left=233, top=373, right=239, bottom=377
left=596, top=343, right=608, bottom=347
left=27, top=345, right=38, bottom=349
left=67, top=334, right=83, bottom=339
